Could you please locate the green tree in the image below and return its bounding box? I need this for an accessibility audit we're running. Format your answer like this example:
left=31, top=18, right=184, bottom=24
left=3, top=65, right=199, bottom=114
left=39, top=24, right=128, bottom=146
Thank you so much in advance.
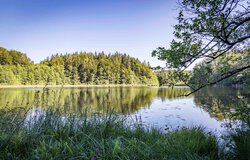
left=189, top=48, right=250, bottom=89
left=0, top=66, right=17, bottom=84
left=152, top=0, right=250, bottom=91
left=0, top=47, right=33, bottom=65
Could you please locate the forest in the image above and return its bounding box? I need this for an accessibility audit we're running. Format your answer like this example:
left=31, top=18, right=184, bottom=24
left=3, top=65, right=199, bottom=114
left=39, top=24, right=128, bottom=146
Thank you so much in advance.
left=0, top=47, right=158, bottom=85
left=1, top=46, right=249, bottom=88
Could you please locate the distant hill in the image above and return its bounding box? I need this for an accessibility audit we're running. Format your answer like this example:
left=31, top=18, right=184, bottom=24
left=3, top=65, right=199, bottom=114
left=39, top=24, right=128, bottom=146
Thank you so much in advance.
left=0, top=48, right=158, bottom=85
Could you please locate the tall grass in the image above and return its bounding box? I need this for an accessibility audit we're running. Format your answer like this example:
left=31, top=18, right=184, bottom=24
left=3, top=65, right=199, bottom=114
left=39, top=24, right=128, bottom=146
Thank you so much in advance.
left=224, top=119, right=250, bottom=160
left=0, top=108, right=219, bottom=160
left=230, top=129, right=250, bottom=159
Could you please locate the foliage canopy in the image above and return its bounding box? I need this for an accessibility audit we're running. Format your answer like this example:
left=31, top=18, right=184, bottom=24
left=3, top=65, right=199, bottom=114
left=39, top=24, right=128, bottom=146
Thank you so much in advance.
left=0, top=47, right=158, bottom=85
left=152, top=0, right=250, bottom=90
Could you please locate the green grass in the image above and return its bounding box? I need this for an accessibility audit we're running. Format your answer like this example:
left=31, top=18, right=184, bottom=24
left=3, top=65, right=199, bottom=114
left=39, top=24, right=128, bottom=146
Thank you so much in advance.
left=1, top=108, right=250, bottom=160
left=0, top=108, right=221, bottom=160
left=231, top=129, right=250, bottom=159
left=225, top=120, right=250, bottom=160
left=1, top=109, right=249, bottom=160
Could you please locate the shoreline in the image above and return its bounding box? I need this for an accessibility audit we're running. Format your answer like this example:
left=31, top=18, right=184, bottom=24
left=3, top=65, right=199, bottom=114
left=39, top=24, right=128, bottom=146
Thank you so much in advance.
left=0, top=84, right=190, bottom=89
left=0, top=84, right=160, bottom=89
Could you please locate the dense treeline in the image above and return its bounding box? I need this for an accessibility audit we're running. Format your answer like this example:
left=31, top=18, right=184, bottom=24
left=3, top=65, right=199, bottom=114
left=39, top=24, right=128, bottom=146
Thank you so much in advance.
left=0, top=47, right=158, bottom=85
left=0, top=47, right=33, bottom=65
left=189, top=48, right=250, bottom=88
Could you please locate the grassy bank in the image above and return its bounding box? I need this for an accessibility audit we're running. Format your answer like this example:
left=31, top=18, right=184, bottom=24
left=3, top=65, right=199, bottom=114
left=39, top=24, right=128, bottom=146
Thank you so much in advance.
left=1, top=108, right=250, bottom=159
left=0, top=108, right=219, bottom=160
left=225, top=120, right=250, bottom=160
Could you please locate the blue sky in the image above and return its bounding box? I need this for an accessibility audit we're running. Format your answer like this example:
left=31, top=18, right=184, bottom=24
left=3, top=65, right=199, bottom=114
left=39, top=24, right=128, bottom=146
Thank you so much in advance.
left=0, top=0, right=178, bottom=66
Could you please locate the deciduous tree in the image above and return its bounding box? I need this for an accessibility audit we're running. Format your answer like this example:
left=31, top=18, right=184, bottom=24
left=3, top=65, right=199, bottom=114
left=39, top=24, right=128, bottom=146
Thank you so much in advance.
left=152, top=0, right=250, bottom=92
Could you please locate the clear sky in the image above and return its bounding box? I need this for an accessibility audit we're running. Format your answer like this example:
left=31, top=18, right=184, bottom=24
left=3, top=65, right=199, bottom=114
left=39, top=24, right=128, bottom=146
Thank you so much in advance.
left=0, top=0, right=178, bottom=66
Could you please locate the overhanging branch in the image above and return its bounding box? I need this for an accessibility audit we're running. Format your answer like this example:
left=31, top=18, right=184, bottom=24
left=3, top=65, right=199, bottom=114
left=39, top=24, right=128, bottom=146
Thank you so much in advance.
left=185, top=64, right=250, bottom=96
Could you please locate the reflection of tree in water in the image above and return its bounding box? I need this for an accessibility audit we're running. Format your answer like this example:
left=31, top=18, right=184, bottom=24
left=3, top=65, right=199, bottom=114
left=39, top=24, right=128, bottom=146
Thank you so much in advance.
left=0, top=87, right=191, bottom=115
left=193, top=87, right=250, bottom=121
left=157, top=87, right=191, bottom=101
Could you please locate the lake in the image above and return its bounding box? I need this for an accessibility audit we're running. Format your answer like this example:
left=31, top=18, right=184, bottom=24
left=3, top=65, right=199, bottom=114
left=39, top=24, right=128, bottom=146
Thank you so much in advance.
left=0, top=86, right=249, bottom=134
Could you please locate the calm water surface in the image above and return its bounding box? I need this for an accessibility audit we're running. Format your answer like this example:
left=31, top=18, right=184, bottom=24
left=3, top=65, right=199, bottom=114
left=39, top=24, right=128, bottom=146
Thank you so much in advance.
left=0, top=87, right=249, bottom=133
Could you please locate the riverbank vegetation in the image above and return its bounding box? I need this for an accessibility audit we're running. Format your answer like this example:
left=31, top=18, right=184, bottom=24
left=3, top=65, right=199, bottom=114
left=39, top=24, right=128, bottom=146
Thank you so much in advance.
left=1, top=108, right=249, bottom=159
left=0, top=108, right=220, bottom=159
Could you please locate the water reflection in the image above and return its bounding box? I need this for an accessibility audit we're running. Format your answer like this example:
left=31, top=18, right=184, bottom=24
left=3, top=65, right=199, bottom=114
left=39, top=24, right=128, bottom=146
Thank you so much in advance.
left=193, top=87, right=250, bottom=122
left=0, top=87, right=190, bottom=115
left=0, top=87, right=249, bottom=131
